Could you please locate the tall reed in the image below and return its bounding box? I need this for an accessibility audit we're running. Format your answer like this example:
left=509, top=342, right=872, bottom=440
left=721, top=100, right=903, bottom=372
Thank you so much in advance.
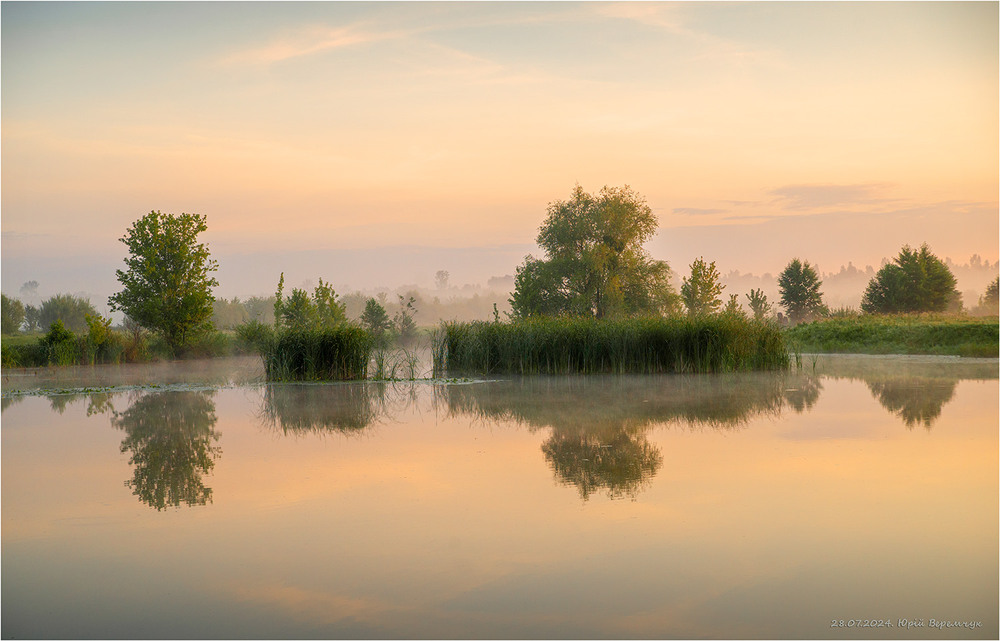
left=251, top=325, right=374, bottom=381
left=439, top=315, right=789, bottom=375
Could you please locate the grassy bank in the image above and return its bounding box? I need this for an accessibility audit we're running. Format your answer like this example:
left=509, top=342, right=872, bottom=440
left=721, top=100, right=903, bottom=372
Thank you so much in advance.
left=1, top=328, right=243, bottom=369
left=439, top=316, right=789, bottom=375
left=784, top=314, right=999, bottom=357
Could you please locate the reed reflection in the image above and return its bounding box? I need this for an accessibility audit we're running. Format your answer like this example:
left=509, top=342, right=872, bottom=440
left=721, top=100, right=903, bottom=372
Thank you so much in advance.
left=110, top=391, right=221, bottom=510
left=259, top=382, right=396, bottom=435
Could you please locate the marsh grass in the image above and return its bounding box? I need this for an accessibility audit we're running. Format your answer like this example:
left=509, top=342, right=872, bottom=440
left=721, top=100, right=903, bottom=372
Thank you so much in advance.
left=784, top=314, right=999, bottom=357
left=439, top=316, right=789, bottom=376
left=254, top=326, right=373, bottom=381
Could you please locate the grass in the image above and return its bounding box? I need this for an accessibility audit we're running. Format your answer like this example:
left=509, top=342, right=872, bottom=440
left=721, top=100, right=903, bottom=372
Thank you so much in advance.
left=238, top=322, right=374, bottom=381
left=1, top=329, right=245, bottom=369
left=438, top=315, right=789, bottom=376
left=784, top=314, right=999, bottom=357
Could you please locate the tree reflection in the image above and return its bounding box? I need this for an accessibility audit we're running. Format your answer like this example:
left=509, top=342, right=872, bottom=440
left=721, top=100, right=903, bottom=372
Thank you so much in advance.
left=542, top=425, right=662, bottom=500
left=111, top=391, right=220, bottom=510
left=442, top=375, right=790, bottom=500
left=259, top=383, right=391, bottom=435
left=814, top=355, right=994, bottom=429
left=783, top=376, right=822, bottom=413
left=1, top=395, right=24, bottom=412
left=866, top=379, right=957, bottom=429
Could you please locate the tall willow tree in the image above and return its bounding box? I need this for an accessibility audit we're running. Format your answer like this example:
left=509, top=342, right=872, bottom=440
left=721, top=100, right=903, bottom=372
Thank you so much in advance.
left=109, top=211, right=219, bottom=353
left=509, top=185, right=678, bottom=319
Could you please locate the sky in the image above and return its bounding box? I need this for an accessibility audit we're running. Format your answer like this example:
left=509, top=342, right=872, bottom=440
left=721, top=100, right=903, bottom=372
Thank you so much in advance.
left=2, top=1, right=997, bottom=306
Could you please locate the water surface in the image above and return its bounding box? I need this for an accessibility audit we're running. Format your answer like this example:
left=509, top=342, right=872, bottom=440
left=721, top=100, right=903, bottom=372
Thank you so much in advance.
left=3, top=355, right=997, bottom=638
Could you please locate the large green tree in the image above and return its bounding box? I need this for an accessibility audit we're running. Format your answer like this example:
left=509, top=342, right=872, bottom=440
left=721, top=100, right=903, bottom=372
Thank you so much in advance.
left=860, top=244, right=961, bottom=314
left=680, top=257, right=723, bottom=316
left=778, top=258, right=825, bottom=323
left=109, top=211, right=219, bottom=352
left=509, top=185, right=677, bottom=319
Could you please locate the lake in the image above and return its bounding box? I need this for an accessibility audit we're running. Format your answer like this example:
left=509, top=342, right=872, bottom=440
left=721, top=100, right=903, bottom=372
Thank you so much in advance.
left=2, top=355, right=997, bottom=639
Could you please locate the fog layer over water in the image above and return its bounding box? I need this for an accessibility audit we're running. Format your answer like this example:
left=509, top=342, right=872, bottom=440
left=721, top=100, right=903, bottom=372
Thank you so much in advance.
left=2, top=356, right=997, bottom=638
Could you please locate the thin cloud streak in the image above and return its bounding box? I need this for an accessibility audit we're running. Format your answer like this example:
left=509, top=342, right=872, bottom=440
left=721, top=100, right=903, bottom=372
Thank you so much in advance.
left=768, top=183, right=897, bottom=211
left=221, top=24, right=405, bottom=65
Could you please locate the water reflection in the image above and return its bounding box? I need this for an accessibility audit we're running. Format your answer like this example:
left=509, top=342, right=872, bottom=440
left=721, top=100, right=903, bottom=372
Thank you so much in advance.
left=783, top=376, right=823, bottom=413
left=817, top=355, right=997, bottom=430
left=259, top=383, right=392, bottom=435
left=866, top=379, right=956, bottom=429
left=443, top=374, right=798, bottom=500
left=542, top=424, right=662, bottom=500
left=110, top=391, right=221, bottom=510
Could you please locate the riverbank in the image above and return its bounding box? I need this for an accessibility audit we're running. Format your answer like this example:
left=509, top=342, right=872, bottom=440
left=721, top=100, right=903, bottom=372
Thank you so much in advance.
left=783, top=314, right=999, bottom=357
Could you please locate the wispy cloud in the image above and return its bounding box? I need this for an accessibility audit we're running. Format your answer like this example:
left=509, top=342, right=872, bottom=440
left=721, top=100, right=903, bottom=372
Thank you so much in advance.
left=673, top=207, right=729, bottom=216
left=595, top=2, right=784, bottom=68
left=222, top=24, right=404, bottom=65
left=769, top=183, right=896, bottom=211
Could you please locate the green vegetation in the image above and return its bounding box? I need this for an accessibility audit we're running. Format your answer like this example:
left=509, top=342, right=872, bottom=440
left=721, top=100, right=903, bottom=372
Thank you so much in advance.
left=2, top=294, right=25, bottom=335
left=861, top=244, right=961, bottom=314
left=360, top=297, right=392, bottom=342
left=746, top=288, right=772, bottom=320
left=439, top=316, right=789, bottom=376
left=237, top=323, right=373, bottom=381
left=232, top=274, right=374, bottom=381
left=778, top=258, right=825, bottom=323
left=273, top=273, right=346, bottom=330
left=784, top=314, right=998, bottom=357
left=975, top=277, right=1000, bottom=316
left=509, top=185, right=678, bottom=319
left=681, top=257, right=724, bottom=316
left=38, top=294, right=99, bottom=333
left=109, top=211, right=220, bottom=354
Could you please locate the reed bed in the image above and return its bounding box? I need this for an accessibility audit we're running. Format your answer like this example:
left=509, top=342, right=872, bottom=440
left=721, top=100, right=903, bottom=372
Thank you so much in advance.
left=439, top=316, right=789, bottom=376
left=255, top=326, right=374, bottom=381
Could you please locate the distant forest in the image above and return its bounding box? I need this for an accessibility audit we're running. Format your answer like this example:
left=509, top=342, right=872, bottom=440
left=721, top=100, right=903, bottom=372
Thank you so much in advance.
left=4, top=254, right=998, bottom=331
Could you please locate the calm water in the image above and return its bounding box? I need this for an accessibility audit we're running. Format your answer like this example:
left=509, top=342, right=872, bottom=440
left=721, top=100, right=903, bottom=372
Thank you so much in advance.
left=2, top=355, right=997, bottom=639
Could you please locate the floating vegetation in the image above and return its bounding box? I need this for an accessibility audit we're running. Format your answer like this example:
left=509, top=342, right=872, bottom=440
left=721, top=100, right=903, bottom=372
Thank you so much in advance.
left=439, top=315, right=789, bottom=376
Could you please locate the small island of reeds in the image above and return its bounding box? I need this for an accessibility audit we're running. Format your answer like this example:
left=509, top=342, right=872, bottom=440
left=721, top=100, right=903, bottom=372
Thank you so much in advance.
left=436, top=316, right=789, bottom=376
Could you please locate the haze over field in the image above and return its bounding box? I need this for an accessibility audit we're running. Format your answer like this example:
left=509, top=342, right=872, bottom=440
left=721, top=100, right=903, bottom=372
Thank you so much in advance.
left=2, top=2, right=997, bottom=309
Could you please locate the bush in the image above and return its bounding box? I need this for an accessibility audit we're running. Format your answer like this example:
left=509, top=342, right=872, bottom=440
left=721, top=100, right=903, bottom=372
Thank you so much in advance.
left=252, top=325, right=374, bottom=381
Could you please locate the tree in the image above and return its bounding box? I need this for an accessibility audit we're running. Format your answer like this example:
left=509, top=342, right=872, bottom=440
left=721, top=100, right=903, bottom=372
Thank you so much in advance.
left=273, top=273, right=347, bottom=331
left=860, top=244, right=961, bottom=314
left=721, top=294, right=746, bottom=319
left=23, top=305, right=41, bottom=332
left=778, top=258, right=825, bottom=323
left=2, top=294, right=25, bottom=335
left=19, top=280, right=39, bottom=298
left=38, top=294, right=99, bottom=333
left=681, top=257, right=723, bottom=316
left=509, top=185, right=678, bottom=319
left=745, top=288, right=772, bottom=320
left=394, top=295, right=418, bottom=344
left=360, top=298, right=391, bottom=340
left=435, top=270, right=450, bottom=290
left=109, top=211, right=219, bottom=352
left=978, top=276, right=999, bottom=314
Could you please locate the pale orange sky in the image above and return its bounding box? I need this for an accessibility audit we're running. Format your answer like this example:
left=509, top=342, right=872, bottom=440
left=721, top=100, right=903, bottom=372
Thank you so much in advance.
left=2, top=2, right=997, bottom=300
